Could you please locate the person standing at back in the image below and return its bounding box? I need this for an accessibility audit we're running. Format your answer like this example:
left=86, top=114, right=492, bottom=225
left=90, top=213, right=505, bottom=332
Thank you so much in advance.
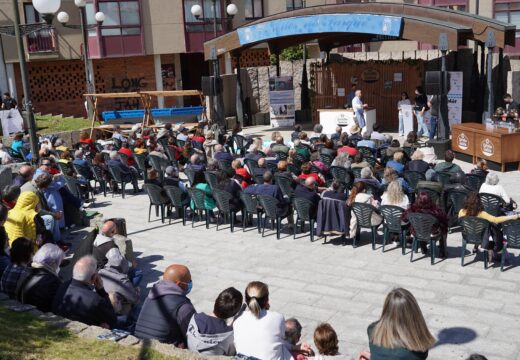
left=397, top=92, right=411, bottom=137
left=414, top=87, right=429, bottom=139
left=233, top=281, right=293, bottom=360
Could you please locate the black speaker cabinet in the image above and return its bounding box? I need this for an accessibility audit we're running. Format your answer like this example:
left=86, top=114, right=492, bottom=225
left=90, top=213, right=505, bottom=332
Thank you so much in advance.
left=201, top=76, right=223, bottom=96
left=425, top=71, right=450, bottom=95
left=427, top=139, right=451, bottom=159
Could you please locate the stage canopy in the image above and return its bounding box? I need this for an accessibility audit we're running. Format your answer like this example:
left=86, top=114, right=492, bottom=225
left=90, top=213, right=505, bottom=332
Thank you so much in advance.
left=203, top=2, right=516, bottom=59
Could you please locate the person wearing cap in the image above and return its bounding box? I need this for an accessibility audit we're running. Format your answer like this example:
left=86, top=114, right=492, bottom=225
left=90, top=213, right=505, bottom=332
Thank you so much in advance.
left=176, top=126, right=189, bottom=142
left=348, top=123, right=363, bottom=143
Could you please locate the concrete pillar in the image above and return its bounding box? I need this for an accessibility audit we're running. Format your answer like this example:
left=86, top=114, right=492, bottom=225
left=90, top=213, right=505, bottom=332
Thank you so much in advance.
left=153, top=54, right=164, bottom=108
left=224, top=52, right=232, bottom=75
left=174, top=53, right=183, bottom=107
left=0, top=39, right=9, bottom=96
left=6, top=63, right=16, bottom=99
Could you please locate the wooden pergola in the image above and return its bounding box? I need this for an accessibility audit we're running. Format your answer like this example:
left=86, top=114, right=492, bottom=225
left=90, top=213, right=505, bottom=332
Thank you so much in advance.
left=84, top=90, right=206, bottom=136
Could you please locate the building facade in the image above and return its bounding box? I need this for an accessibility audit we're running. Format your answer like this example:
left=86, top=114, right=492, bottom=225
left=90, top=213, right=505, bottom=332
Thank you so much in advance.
left=0, top=0, right=517, bottom=117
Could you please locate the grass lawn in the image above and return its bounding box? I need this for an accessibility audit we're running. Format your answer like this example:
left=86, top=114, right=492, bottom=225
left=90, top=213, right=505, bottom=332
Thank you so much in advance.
left=0, top=306, right=176, bottom=360
left=36, top=115, right=92, bottom=135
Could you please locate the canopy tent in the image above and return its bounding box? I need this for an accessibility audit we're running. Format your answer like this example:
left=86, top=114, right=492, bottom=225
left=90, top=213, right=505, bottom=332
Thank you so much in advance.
left=203, top=2, right=516, bottom=59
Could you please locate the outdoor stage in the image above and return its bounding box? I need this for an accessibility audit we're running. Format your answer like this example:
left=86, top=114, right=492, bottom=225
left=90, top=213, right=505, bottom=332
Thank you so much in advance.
left=452, top=123, right=520, bottom=172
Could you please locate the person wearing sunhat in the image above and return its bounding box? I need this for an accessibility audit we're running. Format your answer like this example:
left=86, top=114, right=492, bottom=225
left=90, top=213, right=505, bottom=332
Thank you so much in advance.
left=348, top=123, right=363, bottom=143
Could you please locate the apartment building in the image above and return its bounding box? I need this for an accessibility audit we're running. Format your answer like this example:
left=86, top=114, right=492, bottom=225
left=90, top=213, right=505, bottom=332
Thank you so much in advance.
left=0, top=0, right=517, bottom=117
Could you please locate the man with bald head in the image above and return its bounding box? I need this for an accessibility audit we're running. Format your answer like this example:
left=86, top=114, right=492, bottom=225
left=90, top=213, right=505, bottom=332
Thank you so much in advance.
left=52, top=255, right=117, bottom=329
left=213, top=144, right=233, bottom=162
left=12, top=164, right=34, bottom=187
left=135, top=264, right=196, bottom=347
left=92, top=220, right=130, bottom=273
left=294, top=177, right=321, bottom=219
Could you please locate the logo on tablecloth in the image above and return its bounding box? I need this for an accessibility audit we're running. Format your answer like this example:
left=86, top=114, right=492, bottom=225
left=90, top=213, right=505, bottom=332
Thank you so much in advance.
left=336, top=113, right=349, bottom=126
left=457, top=133, right=469, bottom=150
left=480, top=138, right=494, bottom=157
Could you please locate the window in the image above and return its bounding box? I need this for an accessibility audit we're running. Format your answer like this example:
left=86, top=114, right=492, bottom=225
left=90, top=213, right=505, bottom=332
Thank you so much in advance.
left=432, top=0, right=467, bottom=12
left=495, top=2, right=520, bottom=38
left=286, top=0, right=303, bottom=11
left=90, top=0, right=142, bottom=37
left=245, top=0, right=263, bottom=19
left=184, top=0, right=223, bottom=32
left=23, top=3, right=57, bottom=53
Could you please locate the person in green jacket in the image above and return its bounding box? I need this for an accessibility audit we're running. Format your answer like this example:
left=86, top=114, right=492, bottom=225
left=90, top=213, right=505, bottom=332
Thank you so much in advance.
left=190, top=172, right=216, bottom=211
left=358, top=288, right=436, bottom=360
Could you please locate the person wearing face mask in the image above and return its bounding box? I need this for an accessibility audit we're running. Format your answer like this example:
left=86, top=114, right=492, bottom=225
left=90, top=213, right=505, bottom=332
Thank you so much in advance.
left=52, top=255, right=117, bottom=329
left=134, top=264, right=196, bottom=348
left=16, top=243, right=64, bottom=312
left=187, top=287, right=243, bottom=356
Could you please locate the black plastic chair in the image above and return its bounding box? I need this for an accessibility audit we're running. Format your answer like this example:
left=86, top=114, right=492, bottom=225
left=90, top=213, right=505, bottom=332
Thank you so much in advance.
left=436, top=171, right=452, bottom=186
left=72, top=163, right=95, bottom=199
left=184, top=168, right=197, bottom=186
left=501, top=220, right=520, bottom=271
left=134, top=154, right=148, bottom=181
left=204, top=171, right=218, bottom=191
left=112, top=138, right=122, bottom=151
left=365, top=156, right=377, bottom=168
left=274, top=174, right=294, bottom=199
left=149, top=155, right=170, bottom=181
left=351, top=167, right=362, bottom=179
left=402, top=146, right=414, bottom=159
left=403, top=171, right=426, bottom=191
left=213, top=189, right=237, bottom=232
left=244, top=159, right=259, bottom=175
left=108, top=165, right=130, bottom=198
left=319, top=153, right=334, bottom=167
left=380, top=205, right=407, bottom=254
left=63, top=175, right=82, bottom=199
left=416, top=187, right=441, bottom=207
left=176, top=139, right=186, bottom=148
left=292, top=197, right=316, bottom=242
left=240, top=192, right=261, bottom=233
left=57, top=162, right=73, bottom=175
left=294, top=152, right=307, bottom=166
left=446, top=190, right=468, bottom=232
left=330, top=166, right=352, bottom=190
left=351, top=203, right=381, bottom=249
left=466, top=173, right=485, bottom=191
left=218, top=160, right=233, bottom=172
left=274, top=151, right=288, bottom=161
left=408, top=213, right=442, bottom=265
left=187, top=187, right=209, bottom=229
left=90, top=165, right=107, bottom=197
left=6, top=147, right=24, bottom=162
left=460, top=216, right=490, bottom=269
left=143, top=183, right=169, bottom=223
left=287, top=163, right=301, bottom=176
left=164, top=185, right=189, bottom=226
left=253, top=174, right=264, bottom=185
left=232, top=135, right=248, bottom=156
left=357, top=146, right=374, bottom=158
left=257, top=194, right=288, bottom=239
left=479, top=193, right=506, bottom=217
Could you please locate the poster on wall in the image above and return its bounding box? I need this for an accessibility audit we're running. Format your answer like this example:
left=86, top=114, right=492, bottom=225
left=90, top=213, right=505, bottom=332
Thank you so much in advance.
left=269, top=76, right=295, bottom=127
left=447, top=71, right=463, bottom=125
left=0, top=109, right=24, bottom=136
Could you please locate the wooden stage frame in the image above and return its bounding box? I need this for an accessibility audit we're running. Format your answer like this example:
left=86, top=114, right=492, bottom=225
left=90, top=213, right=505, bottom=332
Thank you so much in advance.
left=84, top=90, right=206, bottom=137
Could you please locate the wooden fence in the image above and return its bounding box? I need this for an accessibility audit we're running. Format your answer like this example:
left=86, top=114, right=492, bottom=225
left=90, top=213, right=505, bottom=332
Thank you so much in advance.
left=310, top=61, right=425, bottom=130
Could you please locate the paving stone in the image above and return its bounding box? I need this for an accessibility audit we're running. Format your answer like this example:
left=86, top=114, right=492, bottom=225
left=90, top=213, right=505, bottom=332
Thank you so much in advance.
left=92, top=125, right=520, bottom=359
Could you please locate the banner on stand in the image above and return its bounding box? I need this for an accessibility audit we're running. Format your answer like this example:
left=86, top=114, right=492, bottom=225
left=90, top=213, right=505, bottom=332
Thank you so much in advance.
left=0, top=109, right=24, bottom=136
left=269, top=76, right=295, bottom=127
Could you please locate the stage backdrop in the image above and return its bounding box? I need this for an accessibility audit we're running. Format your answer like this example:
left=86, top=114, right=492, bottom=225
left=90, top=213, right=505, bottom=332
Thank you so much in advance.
left=269, top=76, right=295, bottom=127
left=311, top=61, right=424, bottom=130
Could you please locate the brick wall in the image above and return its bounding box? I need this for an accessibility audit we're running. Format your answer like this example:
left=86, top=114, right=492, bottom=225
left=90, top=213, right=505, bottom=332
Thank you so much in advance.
left=14, top=55, right=167, bottom=118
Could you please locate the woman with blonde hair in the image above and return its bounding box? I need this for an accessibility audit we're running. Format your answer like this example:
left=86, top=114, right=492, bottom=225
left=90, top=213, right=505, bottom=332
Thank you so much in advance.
left=233, top=281, right=292, bottom=360
left=364, top=287, right=436, bottom=359
left=381, top=180, right=409, bottom=209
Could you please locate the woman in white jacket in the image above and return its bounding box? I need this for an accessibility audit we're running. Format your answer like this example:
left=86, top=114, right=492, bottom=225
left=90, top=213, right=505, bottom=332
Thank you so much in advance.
left=233, top=281, right=293, bottom=360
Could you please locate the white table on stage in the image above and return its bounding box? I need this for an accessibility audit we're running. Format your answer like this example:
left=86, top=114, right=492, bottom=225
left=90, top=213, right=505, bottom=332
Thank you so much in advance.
left=318, top=108, right=376, bottom=135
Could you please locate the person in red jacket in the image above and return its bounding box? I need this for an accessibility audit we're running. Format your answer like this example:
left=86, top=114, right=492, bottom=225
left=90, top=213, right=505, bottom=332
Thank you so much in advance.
left=297, top=162, right=324, bottom=187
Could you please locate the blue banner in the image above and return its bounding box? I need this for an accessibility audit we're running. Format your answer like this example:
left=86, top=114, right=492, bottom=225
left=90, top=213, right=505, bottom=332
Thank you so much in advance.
left=237, top=14, right=403, bottom=46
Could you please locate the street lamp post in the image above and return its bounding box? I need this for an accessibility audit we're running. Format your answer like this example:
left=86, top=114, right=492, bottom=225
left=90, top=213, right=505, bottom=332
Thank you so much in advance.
left=0, top=0, right=60, bottom=162
left=57, top=0, right=105, bottom=120
left=191, top=1, right=237, bottom=127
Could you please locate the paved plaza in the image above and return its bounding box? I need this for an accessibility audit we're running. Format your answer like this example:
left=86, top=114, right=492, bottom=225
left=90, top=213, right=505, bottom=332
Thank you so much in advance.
left=93, top=126, right=520, bottom=360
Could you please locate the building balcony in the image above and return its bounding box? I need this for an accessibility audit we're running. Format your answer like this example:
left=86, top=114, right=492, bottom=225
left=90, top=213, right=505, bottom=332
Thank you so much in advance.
left=26, top=28, right=59, bottom=59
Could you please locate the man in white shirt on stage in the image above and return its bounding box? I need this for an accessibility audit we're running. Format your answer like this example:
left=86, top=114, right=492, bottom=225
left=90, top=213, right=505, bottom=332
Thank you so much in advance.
left=352, top=90, right=368, bottom=132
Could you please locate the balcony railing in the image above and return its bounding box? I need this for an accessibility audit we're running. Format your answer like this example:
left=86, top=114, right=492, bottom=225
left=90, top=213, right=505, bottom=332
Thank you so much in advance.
left=26, top=28, right=58, bottom=54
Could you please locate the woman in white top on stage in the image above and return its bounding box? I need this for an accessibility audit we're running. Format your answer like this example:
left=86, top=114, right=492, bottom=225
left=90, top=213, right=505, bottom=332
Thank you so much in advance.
left=397, top=92, right=412, bottom=137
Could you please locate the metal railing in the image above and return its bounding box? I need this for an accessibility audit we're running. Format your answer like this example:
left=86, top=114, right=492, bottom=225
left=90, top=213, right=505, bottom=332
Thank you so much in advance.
left=26, top=27, right=57, bottom=53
